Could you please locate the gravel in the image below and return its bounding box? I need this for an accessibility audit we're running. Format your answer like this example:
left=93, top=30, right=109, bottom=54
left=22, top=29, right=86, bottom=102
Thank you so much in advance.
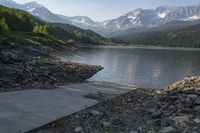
left=28, top=76, right=200, bottom=133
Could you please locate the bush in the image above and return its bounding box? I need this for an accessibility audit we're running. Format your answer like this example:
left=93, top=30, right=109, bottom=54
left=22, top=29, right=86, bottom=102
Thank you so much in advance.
left=66, top=39, right=76, bottom=45
left=33, top=25, right=52, bottom=36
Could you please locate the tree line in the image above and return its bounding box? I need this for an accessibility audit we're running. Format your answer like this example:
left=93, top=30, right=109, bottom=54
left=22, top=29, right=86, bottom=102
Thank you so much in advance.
left=0, top=5, right=32, bottom=32
left=113, top=25, right=200, bottom=48
left=0, top=5, right=111, bottom=45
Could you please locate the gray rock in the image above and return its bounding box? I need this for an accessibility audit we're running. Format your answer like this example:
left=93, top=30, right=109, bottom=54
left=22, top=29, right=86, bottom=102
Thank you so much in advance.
left=112, top=118, right=124, bottom=126
left=159, top=126, right=176, bottom=133
left=187, top=94, right=198, bottom=99
left=151, top=111, right=162, bottom=119
left=170, top=115, right=191, bottom=127
left=102, top=121, right=111, bottom=127
left=129, top=131, right=137, bottom=133
left=194, top=97, right=200, bottom=105
left=137, top=126, right=145, bottom=132
left=147, top=130, right=155, bottom=133
left=194, top=106, right=200, bottom=112
left=91, top=110, right=101, bottom=115
left=193, top=118, right=200, bottom=123
left=74, top=126, right=83, bottom=133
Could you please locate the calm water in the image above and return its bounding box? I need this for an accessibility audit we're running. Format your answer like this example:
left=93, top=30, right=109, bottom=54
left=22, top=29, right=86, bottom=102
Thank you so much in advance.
left=60, top=46, right=200, bottom=88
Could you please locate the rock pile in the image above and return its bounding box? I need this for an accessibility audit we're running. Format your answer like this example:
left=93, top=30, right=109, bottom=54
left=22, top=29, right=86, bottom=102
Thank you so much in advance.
left=0, top=51, right=103, bottom=91
left=167, top=76, right=200, bottom=91
left=30, top=76, right=200, bottom=133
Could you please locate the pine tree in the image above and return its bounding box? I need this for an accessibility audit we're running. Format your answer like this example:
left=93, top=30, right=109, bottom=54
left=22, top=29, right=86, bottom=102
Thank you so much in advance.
left=0, top=18, right=9, bottom=35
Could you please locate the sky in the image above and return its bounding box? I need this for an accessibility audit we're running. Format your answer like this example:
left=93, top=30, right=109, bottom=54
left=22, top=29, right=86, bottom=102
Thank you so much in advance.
left=14, top=0, right=200, bottom=22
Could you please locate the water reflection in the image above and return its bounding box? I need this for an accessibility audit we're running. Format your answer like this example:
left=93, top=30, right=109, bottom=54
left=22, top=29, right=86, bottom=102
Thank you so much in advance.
left=60, top=47, right=200, bottom=88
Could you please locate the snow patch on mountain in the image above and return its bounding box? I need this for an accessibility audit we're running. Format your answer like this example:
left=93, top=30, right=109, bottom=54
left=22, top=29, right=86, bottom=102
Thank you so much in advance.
left=104, top=4, right=200, bottom=35
left=158, top=11, right=168, bottom=18
left=116, top=23, right=120, bottom=28
left=186, top=15, right=200, bottom=21
left=27, top=7, right=36, bottom=12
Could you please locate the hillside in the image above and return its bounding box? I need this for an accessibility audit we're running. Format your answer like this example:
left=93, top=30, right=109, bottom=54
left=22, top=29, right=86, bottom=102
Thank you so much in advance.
left=2, top=0, right=200, bottom=37
left=0, top=5, right=112, bottom=48
left=112, top=20, right=200, bottom=48
left=50, top=23, right=109, bottom=44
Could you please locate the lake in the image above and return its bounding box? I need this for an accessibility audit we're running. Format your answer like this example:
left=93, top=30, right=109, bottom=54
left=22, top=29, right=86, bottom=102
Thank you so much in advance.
left=60, top=46, right=200, bottom=88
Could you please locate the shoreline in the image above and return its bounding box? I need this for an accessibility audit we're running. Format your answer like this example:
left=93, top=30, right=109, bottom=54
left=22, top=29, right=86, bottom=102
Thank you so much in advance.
left=1, top=43, right=200, bottom=132
left=77, top=44, right=200, bottom=51
left=0, top=45, right=103, bottom=92
left=27, top=76, right=200, bottom=133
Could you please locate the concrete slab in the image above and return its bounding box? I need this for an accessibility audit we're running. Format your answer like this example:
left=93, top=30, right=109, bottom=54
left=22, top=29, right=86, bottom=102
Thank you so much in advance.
left=0, top=82, right=133, bottom=133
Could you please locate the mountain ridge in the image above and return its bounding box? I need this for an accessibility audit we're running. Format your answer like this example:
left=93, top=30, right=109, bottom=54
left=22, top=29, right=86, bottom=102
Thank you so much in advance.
left=104, top=3, right=200, bottom=33
left=1, top=0, right=200, bottom=36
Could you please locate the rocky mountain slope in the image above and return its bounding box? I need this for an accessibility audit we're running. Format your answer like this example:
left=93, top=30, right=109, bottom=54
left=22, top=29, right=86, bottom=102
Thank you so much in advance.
left=105, top=4, right=200, bottom=34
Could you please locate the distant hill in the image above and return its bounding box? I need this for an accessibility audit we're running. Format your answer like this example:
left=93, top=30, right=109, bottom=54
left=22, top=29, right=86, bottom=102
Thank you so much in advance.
left=110, top=20, right=200, bottom=37
left=50, top=23, right=107, bottom=44
left=112, top=20, right=200, bottom=48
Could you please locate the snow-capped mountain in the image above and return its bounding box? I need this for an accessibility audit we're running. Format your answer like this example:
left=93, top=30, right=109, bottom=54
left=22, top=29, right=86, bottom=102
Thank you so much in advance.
left=56, top=15, right=101, bottom=29
left=0, top=0, right=21, bottom=9
left=104, top=4, right=200, bottom=33
left=1, top=0, right=200, bottom=36
left=0, top=0, right=66, bottom=23
left=22, top=1, right=64, bottom=23
left=0, top=0, right=100, bottom=29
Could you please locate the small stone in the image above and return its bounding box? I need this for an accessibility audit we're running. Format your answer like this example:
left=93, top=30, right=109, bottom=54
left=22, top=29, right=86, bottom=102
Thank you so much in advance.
left=194, top=97, right=200, bottom=105
left=193, top=118, right=200, bottom=123
left=159, top=126, right=176, bottom=133
left=91, top=110, right=101, bottom=115
left=151, top=111, right=162, bottom=119
left=137, top=126, right=145, bottom=132
left=127, top=98, right=132, bottom=102
left=147, top=130, right=155, bottom=133
left=102, top=121, right=111, bottom=127
left=129, top=131, right=137, bottom=133
left=170, top=115, right=191, bottom=127
left=74, top=127, right=83, bottom=133
left=187, top=94, right=198, bottom=99
left=112, top=118, right=124, bottom=126
left=194, top=106, right=200, bottom=112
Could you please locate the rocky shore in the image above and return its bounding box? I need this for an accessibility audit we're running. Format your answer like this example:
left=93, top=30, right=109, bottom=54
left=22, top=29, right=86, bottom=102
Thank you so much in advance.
left=28, top=76, right=200, bottom=133
left=0, top=48, right=103, bottom=91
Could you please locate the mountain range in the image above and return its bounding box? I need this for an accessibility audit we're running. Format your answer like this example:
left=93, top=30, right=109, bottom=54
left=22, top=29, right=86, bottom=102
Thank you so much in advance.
left=1, top=0, right=200, bottom=36
left=112, top=20, right=200, bottom=48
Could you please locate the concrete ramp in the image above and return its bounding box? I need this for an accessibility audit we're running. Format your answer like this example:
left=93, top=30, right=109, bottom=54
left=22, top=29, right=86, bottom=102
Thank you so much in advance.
left=0, top=82, right=132, bottom=133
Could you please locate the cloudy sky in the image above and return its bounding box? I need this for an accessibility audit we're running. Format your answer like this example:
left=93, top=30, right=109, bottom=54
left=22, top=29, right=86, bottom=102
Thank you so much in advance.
left=14, top=0, right=200, bottom=21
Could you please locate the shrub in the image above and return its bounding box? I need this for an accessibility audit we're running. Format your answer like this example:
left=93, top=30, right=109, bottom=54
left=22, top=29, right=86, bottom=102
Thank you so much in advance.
left=66, top=39, right=76, bottom=45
